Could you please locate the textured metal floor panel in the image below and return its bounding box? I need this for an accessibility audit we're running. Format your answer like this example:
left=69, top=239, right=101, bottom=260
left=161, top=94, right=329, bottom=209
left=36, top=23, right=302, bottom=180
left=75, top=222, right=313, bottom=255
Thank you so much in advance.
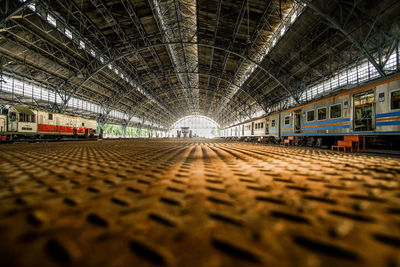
left=0, top=139, right=399, bottom=267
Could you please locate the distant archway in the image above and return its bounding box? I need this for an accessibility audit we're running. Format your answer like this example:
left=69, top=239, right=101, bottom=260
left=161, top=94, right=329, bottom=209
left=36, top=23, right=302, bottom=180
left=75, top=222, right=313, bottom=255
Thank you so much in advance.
left=168, top=115, right=220, bottom=138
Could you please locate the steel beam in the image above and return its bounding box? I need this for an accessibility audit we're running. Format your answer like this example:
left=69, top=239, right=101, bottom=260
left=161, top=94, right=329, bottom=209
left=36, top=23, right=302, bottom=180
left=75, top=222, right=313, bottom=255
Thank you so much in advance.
left=0, top=0, right=37, bottom=26
left=297, top=0, right=386, bottom=77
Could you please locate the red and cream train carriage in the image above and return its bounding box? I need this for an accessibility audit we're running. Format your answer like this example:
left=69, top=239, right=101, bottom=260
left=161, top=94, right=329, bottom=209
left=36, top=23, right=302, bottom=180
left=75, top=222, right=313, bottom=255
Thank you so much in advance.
left=0, top=106, right=97, bottom=140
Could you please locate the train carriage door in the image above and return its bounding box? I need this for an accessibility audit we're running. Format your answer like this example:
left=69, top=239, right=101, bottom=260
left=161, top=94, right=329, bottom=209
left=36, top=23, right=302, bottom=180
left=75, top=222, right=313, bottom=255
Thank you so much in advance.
left=354, top=90, right=375, bottom=131
left=8, top=109, right=17, bottom=132
left=251, top=122, right=254, bottom=135
left=294, top=110, right=301, bottom=133
left=265, top=119, right=269, bottom=135
left=0, top=117, right=5, bottom=132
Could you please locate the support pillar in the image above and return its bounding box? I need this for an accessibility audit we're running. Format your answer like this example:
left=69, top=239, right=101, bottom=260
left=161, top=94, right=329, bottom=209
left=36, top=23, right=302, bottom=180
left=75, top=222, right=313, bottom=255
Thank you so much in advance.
left=97, top=121, right=105, bottom=139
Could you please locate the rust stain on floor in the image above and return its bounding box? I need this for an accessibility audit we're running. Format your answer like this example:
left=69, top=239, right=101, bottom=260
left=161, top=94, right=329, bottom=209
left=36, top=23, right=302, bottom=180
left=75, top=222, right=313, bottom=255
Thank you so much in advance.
left=0, top=139, right=399, bottom=266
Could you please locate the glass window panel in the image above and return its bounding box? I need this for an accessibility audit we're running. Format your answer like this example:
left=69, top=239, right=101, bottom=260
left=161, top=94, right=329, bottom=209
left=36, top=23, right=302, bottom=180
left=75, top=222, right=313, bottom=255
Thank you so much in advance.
left=284, top=116, right=290, bottom=125
left=330, top=104, right=342, bottom=118
left=47, top=14, right=56, bottom=26
left=391, top=90, right=400, bottom=110
left=307, top=110, right=315, bottom=121
left=65, top=28, right=72, bottom=39
left=318, top=108, right=327, bottom=120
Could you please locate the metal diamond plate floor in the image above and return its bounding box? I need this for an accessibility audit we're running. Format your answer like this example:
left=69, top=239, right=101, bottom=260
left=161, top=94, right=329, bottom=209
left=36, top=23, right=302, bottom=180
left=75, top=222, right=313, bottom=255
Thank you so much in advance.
left=0, top=139, right=399, bottom=267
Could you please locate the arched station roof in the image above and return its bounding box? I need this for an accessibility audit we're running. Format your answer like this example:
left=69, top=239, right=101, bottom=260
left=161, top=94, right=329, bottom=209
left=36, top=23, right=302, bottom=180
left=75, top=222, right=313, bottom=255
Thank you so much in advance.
left=1, top=0, right=399, bottom=128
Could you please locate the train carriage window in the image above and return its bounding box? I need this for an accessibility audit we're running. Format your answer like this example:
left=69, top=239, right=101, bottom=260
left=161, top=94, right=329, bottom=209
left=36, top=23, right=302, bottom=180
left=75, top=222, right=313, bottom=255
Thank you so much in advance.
left=391, top=90, right=400, bottom=110
left=271, top=120, right=276, bottom=127
left=19, top=113, right=31, bottom=122
left=31, top=115, right=35, bottom=123
left=317, top=108, right=327, bottom=120
left=330, top=104, right=342, bottom=119
left=284, top=116, right=290, bottom=125
left=261, top=122, right=263, bottom=128
left=9, top=112, right=16, bottom=121
left=82, top=122, right=85, bottom=127
left=307, top=110, right=315, bottom=122
left=48, top=113, right=53, bottom=120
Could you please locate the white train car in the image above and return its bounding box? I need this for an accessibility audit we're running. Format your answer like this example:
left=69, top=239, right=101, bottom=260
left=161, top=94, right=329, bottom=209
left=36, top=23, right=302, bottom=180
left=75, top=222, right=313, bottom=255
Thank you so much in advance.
left=0, top=105, right=97, bottom=140
left=37, top=110, right=96, bottom=136
left=253, top=118, right=266, bottom=137
left=222, top=74, right=400, bottom=147
left=280, top=75, right=400, bottom=146
left=264, top=113, right=280, bottom=142
left=243, top=121, right=253, bottom=136
left=6, top=106, right=38, bottom=134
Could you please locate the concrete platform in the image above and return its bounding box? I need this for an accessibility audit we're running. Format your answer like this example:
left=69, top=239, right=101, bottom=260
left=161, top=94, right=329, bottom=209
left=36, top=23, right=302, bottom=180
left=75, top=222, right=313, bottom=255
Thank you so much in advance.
left=0, top=139, right=399, bottom=266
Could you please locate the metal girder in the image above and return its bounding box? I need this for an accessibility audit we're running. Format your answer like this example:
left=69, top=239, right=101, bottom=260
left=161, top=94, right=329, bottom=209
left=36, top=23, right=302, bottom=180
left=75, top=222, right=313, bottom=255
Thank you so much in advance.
left=89, top=0, right=181, bottom=118
left=297, top=0, right=386, bottom=77
left=152, top=86, right=252, bottom=120
left=119, top=0, right=183, bottom=115
left=205, top=0, right=248, bottom=116
left=155, top=97, right=243, bottom=127
left=203, top=0, right=222, bottom=116
left=209, top=0, right=273, bottom=112
left=149, top=0, right=199, bottom=113
left=3, top=18, right=85, bottom=76
left=1, top=20, right=173, bottom=125
left=51, top=40, right=296, bottom=126
left=263, top=10, right=346, bottom=86
left=0, top=51, right=170, bottom=127
left=0, top=0, right=37, bottom=26
left=209, top=1, right=306, bottom=121
left=98, top=102, right=170, bottom=130
left=13, top=0, right=290, bottom=125
left=69, top=40, right=295, bottom=109
left=0, top=69, right=100, bottom=121
left=138, top=66, right=262, bottom=109
left=99, top=93, right=176, bottom=128
left=36, top=0, right=178, bottom=124
left=2, top=0, right=279, bottom=128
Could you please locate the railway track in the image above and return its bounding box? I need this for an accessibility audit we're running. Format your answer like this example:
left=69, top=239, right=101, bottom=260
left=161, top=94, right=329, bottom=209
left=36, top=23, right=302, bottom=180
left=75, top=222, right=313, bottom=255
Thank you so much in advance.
left=0, top=139, right=399, bottom=266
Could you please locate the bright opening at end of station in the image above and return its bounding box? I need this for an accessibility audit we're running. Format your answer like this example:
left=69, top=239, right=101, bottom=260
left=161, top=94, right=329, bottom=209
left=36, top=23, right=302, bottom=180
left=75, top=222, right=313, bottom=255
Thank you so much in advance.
left=168, top=115, right=220, bottom=138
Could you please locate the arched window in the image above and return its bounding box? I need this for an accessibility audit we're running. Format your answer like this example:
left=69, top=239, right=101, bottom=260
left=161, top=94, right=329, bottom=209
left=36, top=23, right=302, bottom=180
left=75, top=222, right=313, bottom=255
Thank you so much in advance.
left=168, top=115, right=220, bottom=138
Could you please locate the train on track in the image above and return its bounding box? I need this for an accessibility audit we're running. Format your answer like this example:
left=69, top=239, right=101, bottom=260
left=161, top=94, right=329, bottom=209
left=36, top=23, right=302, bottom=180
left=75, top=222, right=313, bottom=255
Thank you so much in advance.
left=222, top=75, right=400, bottom=148
left=0, top=105, right=97, bottom=140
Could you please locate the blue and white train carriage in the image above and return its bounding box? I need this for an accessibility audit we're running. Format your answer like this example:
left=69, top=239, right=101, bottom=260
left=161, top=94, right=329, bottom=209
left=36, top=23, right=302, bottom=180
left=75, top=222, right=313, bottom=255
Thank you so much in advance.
left=222, top=74, right=400, bottom=147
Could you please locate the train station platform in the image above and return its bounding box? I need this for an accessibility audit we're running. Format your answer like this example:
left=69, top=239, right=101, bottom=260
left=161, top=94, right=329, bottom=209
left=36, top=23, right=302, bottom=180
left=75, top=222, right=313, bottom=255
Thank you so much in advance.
left=0, top=139, right=399, bottom=266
